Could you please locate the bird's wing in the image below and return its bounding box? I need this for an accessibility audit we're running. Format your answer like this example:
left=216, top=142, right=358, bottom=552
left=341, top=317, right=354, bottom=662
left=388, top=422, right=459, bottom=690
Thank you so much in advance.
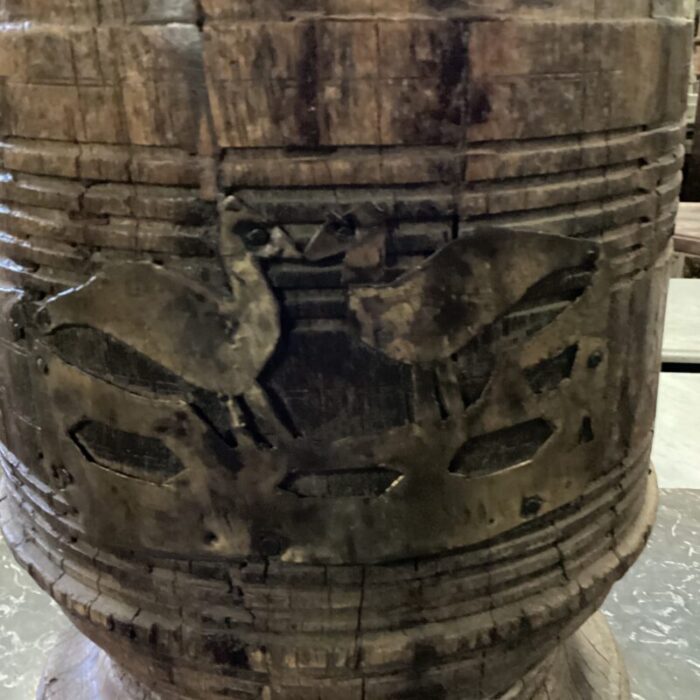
left=38, top=260, right=279, bottom=396
left=348, top=228, right=600, bottom=364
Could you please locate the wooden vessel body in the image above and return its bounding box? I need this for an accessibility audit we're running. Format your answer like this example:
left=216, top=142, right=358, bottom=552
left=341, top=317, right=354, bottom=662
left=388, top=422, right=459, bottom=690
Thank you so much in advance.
left=0, top=1, right=690, bottom=697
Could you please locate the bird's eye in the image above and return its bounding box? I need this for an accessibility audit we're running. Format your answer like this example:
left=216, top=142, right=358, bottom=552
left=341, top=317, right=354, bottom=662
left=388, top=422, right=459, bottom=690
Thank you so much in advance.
left=331, top=214, right=357, bottom=239
left=232, top=220, right=271, bottom=249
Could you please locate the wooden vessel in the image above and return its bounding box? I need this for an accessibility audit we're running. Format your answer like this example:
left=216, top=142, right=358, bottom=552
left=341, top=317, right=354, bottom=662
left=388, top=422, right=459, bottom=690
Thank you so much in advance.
left=0, top=2, right=691, bottom=698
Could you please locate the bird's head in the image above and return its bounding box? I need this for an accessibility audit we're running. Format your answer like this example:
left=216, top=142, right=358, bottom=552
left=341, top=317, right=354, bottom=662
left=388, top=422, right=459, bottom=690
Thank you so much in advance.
left=219, top=195, right=301, bottom=261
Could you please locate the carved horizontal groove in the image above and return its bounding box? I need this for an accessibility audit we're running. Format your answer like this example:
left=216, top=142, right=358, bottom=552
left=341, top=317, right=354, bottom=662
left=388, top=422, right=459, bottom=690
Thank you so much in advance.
left=282, top=289, right=347, bottom=320
left=0, top=181, right=213, bottom=223
left=460, top=206, right=668, bottom=266
left=461, top=189, right=656, bottom=231
left=463, top=157, right=683, bottom=217
left=0, top=10, right=200, bottom=25
left=279, top=467, right=403, bottom=498
left=218, top=123, right=683, bottom=187
left=232, top=159, right=680, bottom=227
left=204, top=11, right=656, bottom=23
left=0, top=123, right=681, bottom=198
left=69, top=421, right=185, bottom=484
left=0, top=139, right=207, bottom=187
left=0, top=204, right=215, bottom=256
left=0, top=259, right=78, bottom=294
left=0, top=159, right=679, bottom=288
left=266, top=261, right=344, bottom=290
left=449, top=419, right=554, bottom=479
left=0, top=230, right=91, bottom=272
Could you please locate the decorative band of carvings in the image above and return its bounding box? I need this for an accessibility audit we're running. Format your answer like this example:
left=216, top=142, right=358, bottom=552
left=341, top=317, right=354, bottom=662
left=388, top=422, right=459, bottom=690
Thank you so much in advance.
left=0, top=443, right=656, bottom=696
left=0, top=122, right=683, bottom=307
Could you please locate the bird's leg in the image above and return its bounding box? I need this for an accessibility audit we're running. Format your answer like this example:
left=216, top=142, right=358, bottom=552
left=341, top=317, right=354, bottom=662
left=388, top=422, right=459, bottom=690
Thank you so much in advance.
left=433, top=362, right=466, bottom=419
left=227, top=383, right=296, bottom=449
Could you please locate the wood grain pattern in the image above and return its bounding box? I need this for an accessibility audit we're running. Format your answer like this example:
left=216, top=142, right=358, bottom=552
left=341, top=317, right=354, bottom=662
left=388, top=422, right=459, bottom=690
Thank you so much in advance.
left=0, top=1, right=689, bottom=698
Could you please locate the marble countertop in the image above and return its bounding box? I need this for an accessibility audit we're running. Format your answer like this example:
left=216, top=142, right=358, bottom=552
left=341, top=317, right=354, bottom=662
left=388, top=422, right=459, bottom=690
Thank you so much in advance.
left=0, top=543, right=66, bottom=700
left=663, top=279, right=700, bottom=364
left=604, top=489, right=700, bottom=700
left=652, top=373, right=700, bottom=490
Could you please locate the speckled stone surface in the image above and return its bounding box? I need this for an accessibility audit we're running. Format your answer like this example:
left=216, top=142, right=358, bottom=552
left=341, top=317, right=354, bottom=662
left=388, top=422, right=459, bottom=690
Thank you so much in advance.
left=652, top=374, right=700, bottom=490
left=0, top=541, right=68, bottom=700
left=663, top=280, right=700, bottom=364
left=604, top=490, right=700, bottom=700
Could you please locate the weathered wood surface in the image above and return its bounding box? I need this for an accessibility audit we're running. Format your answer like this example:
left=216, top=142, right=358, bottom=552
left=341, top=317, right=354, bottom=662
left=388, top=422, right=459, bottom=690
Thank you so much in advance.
left=36, top=612, right=632, bottom=700
left=0, top=1, right=690, bottom=698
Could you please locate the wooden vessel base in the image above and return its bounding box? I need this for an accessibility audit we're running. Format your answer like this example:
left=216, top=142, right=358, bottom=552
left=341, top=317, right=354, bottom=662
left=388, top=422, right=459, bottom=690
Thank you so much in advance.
left=38, top=613, right=629, bottom=700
